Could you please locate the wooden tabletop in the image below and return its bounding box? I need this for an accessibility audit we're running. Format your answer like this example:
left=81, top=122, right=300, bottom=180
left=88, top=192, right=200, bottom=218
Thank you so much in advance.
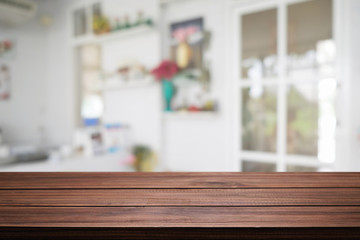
left=1, top=172, right=360, bottom=239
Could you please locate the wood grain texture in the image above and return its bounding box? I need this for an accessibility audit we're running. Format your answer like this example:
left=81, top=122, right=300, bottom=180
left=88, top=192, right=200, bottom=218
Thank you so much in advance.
left=0, top=188, right=359, bottom=206
left=1, top=172, right=360, bottom=239
left=1, top=206, right=360, bottom=227
left=1, top=172, right=360, bottom=189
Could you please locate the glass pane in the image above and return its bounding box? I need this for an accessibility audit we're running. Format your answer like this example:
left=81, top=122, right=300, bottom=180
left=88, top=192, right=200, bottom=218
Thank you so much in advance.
left=287, top=0, right=334, bottom=79
left=241, top=8, right=278, bottom=79
left=287, top=84, right=318, bottom=156
left=242, top=160, right=276, bottom=172
left=241, top=87, right=277, bottom=152
left=81, top=45, right=101, bottom=68
left=286, top=164, right=318, bottom=172
left=287, top=80, right=336, bottom=160
left=82, top=70, right=102, bottom=93
left=78, top=44, right=103, bottom=127
left=81, top=94, right=104, bottom=124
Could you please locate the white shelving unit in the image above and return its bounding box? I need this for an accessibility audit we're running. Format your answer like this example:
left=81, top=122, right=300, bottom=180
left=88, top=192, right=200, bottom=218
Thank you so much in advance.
left=72, top=25, right=156, bottom=46
left=102, top=80, right=157, bottom=91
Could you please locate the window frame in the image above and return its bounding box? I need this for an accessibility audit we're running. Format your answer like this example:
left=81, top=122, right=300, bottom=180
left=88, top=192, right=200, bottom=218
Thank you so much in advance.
left=228, top=0, right=345, bottom=172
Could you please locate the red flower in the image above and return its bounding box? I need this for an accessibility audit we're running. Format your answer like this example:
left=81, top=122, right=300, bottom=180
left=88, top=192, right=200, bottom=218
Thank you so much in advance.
left=151, top=60, right=179, bottom=81
left=3, top=41, right=12, bottom=50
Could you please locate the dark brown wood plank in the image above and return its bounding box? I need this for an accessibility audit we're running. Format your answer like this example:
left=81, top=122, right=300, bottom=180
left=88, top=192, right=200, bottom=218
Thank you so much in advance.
left=1, top=206, right=360, bottom=227
left=1, top=188, right=359, bottom=206
left=1, top=172, right=360, bottom=189
left=1, top=227, right=360, bottom=240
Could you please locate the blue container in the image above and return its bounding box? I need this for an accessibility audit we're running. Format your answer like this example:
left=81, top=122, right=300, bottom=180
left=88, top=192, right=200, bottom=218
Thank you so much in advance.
left=83, top=118, right=100, bottom=126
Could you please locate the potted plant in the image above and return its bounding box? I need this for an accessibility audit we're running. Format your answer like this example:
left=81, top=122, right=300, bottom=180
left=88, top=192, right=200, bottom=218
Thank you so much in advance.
left=123, top=145, right=157, bottom=172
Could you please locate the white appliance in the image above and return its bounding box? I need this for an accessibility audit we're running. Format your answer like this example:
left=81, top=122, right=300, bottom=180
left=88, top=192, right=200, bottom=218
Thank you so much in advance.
left=0, top=0, right=37, bottom=26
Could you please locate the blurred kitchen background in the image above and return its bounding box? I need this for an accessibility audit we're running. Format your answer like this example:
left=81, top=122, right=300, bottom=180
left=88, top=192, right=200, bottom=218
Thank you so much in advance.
left=0, top=0, right=359, bottom=172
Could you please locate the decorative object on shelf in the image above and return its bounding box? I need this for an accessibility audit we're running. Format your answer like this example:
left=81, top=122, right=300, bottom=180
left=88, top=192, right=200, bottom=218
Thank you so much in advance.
left=131, top=145, right=157, bottom=172
left=151, top=60, right=179, bottom=111
left=134, top=10, right=153, bottom=27
left=133, top=10, right=153, bottom=27
left=74, top=7, right=88, bottom=37
left=118, top=59, right=147, bottom=81
left=134, top=11, right=144, bottom=27
left=114, top=17, right=122, bottom=31
left=104, top=123, right=131, bottom=154
left=73, top=128, right=95, bottom=157
left=93, top=15, right=111, bottom=35
left=73, top=1, right=155, bottom=38
left=162, top=80, right=175, bottom=112
left=0, top=65, right=10, bottom=100
left=0, top=39, right=15, bottom=59
left=75, top=1, right=154, bottom=38
left=91, top=2, right=111, bottom=35
left=145, top=18, right=153, bottom=26
left=123, top=15, right=131, bottom=29
left=203, top=99, right=218, bottom=111
left=108, top=11, right=153, bottom=34
left=170, top=76, right=218, bottom=113
left=90, top=131, right=104, bottom=156
left=170, top=18, right=204, bottom=71
left=103, top=59, right=153, bottom=90
left=170, top=17, right=212, bottom=92
left=151, top=60, right=179, bottom=80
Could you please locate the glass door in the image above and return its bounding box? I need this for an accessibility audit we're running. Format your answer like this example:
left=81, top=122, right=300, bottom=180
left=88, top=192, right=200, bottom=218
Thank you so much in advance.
left=236, top=0, right=336, bottom=172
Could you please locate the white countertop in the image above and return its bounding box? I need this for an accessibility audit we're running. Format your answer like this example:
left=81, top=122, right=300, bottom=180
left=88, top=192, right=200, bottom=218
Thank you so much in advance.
left=0, top=152, right=134, bottom=172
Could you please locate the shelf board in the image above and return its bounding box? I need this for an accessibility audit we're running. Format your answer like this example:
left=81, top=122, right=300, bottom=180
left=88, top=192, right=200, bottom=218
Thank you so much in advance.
left=72, top=25, right=156, bottom=46
left=162, top=111, right=219, bottom=120
left=103, top=81, right=157, bottom=91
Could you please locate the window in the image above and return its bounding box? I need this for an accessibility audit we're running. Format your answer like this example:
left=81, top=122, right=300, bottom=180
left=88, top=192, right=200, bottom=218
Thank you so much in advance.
left=76, top=44, right=103, bottom=127
left=235, top=0, right=336, bottom=172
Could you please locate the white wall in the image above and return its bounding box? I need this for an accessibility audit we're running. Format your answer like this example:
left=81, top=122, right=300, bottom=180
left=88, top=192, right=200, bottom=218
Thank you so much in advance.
left=43, top=0, right=74, bottom=146
left=333, top=0, right=360, bottom=172
left=0, top=4, right=48, bottom=145
left=348, top=0, right=360, bottom=171
left=0, top=0, right=75, bottom=147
